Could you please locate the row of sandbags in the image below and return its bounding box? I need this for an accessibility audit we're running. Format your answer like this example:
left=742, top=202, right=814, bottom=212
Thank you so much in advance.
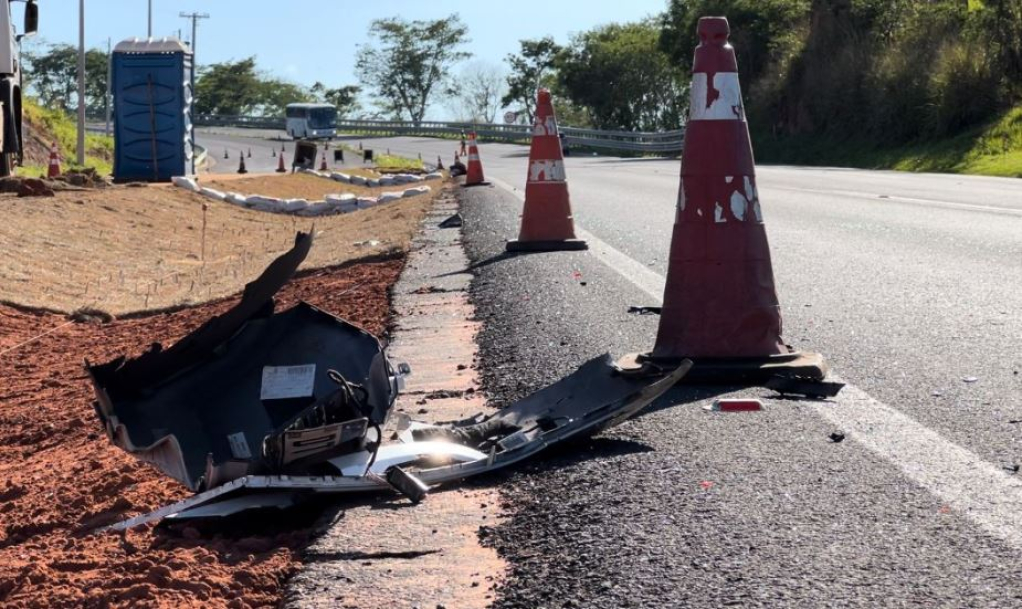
left=171, top=176, right=431, bottom=217
left=300, top=168, right=444, bottom=186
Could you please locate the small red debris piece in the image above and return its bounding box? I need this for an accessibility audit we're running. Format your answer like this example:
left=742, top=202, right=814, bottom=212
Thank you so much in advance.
left=704, top=398, right=763, bottom=412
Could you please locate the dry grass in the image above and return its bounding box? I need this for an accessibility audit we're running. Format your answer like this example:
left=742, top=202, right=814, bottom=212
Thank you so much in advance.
left=0, top=177, right=441, bottom=316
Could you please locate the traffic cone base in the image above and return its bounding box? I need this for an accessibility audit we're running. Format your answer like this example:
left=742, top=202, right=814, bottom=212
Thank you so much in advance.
left=507, top=89, right=586, bottom=252
left=614, top=350, right=827, bottom=384
left=506, top=238, right=587, bottom=252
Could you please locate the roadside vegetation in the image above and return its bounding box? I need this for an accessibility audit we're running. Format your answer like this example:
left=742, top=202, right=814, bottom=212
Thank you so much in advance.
left=19, top=96, right=112, bottom=175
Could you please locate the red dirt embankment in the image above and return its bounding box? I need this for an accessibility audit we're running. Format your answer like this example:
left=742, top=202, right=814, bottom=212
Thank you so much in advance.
left=0, top=258, right=402, bottom=609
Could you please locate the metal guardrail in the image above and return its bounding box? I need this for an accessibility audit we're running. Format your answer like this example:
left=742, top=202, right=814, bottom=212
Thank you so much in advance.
left=193, top=115, right=685, bottom=154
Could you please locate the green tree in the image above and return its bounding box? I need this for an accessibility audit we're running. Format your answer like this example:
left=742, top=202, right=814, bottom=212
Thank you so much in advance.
left=194, top=57, right=264, bottom=115
left=255, top=78, right=311, bottom=116
left=310, top=82, right=362, bottom=117
left=501, top=37, right=561, bottom=123
left=24, top=43, right=109, bottom=115
left=355, top=15, right=471, bottom=123
left=557, top=21, right=686, bottom=131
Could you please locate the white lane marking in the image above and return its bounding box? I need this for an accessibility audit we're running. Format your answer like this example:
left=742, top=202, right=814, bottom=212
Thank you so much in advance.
left=814, top=381, right=1022, bottom=549
left=773, top=185, right=1022, bottom=217
left=488, top=175, right=1022, bottom=551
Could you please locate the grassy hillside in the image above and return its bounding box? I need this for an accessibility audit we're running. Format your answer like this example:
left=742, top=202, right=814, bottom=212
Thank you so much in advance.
left=19, top=97, right=113, bottom=176
left=754, top=106, right=1022, bottom=178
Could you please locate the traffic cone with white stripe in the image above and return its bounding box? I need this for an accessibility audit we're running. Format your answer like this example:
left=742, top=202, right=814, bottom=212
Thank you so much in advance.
left=463, top=132, right=488, bottom=187
left=506, top=89, right=587, bottom=252
left=617, top=16, right=826, bottom=383
left=47, top=142, right=61, bottom=178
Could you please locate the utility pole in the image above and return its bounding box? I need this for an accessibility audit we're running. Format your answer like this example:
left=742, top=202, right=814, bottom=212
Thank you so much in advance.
left=179, top=12, right=209, bottom=58
left=180, top=11, right=208, bottom=174
left=104, top=38, right=111, bottom=136
left=148, top=0, right=153, bottom=38
left=77, top=0, right=86, bottom=166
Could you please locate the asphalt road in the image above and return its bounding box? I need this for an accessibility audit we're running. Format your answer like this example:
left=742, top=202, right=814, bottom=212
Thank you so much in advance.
left=201, top=129, right=1022, bottom=606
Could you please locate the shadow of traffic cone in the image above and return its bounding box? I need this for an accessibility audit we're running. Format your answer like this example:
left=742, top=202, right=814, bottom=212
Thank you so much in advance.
left=276, top=149, right=287, bottom=173
left=618, top=16, right=826, bottom=383
left=463, top=132, right=488, bottom=186
left=506, top=89, right=587, bottom=252
left=47, top=142, right=61, bottom=178
left=320, top=150, right=328, bottom=171
left=237, top=152, right=248, bottom=174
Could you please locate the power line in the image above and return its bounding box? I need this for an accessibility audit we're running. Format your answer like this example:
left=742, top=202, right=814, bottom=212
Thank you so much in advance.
left=179, top=11, right=209, bottom=56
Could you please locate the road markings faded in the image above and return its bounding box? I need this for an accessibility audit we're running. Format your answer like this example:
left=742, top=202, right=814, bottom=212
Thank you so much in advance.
left=773, top=185, right=1022, bottom=217
left=490, top=176, right=1022, bottom=551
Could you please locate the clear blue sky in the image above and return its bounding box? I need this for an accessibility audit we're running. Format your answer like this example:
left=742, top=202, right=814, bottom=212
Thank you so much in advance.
left=35, top=0, right=670, bottom=118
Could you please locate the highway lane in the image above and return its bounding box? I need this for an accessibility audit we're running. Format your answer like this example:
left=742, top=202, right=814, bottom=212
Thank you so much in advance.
left=204, top=129, right=1022, bottom=604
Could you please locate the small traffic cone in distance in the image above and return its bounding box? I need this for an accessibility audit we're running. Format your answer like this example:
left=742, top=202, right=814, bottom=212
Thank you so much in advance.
left=506, top=88, right=586, bottom=252
left=47, top=142, right=61, bottom=178
left=272, top=148, right=277, bottom=158
left=248, top=148, right=252, bottom=158
left=238, top=153, right=248, bottom=174
left=463, top=132, right=488, bottom=187
left=436, top=155, right=444, bottom=171
left=276, top=149, right=287, bottom=173
left=618, top=16, right=826, bottom=383
left=224, top=148, right=229, bottom=159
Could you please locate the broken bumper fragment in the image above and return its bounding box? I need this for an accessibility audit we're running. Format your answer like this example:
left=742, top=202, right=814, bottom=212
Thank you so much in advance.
left=106, top=356, right=690, bottom=531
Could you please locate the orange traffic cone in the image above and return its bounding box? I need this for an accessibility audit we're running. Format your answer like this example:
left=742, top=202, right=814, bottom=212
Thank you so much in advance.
left=237, top=152, right=248, bottom=174
left=276, top=149, right=287, bottom=173
left=619, top=16, right=826, bottom=383
left=463, top=132, right=488, bottom=187
left=47, top=142, right=61, bottom=178
left=436, top=155, right=444, bottom=171
left=320, top=150, right=328, bottom=171
left=506, top=89, right=587, bottom=252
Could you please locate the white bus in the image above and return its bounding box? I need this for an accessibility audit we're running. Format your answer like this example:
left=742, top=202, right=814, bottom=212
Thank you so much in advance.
left=285, top=103, right=337, bottom=139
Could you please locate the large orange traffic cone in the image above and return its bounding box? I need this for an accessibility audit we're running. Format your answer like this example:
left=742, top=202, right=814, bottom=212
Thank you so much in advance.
left=47, top=142, right=61, bottom=178
left=619, top=16, right=825, bottom=383
left=276, top=149, right=287, bottom=173
left=506, top=89, right=587, bottom=252
left=463, top=132, right=488, bottom=187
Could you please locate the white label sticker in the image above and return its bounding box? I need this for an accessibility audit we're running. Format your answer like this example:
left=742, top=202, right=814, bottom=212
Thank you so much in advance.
left=260, top=364, right=317, bottom=400
left=227, top=432, right=252, bottom=459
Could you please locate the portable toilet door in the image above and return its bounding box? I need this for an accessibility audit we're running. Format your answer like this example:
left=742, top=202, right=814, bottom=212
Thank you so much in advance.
left=111, top=38, right=193, bottom=182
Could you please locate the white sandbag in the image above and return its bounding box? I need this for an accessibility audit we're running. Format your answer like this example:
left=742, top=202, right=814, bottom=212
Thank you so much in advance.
left=225, top=192, right=247, bottom=206
left=245, top=195, right=285, bottom=212
left=325, top=193, right=358, bottom=213
left=350, top=175, right=368, bottom=186
left=330, top=172, right=351, bottom=183
left=199, top=187, right=226, bottom=201
left=424, top=172, right=443, bottom=180
left=379, top=176, right=396, bottom=186
left=378, top=192, right=402, bottom=203
left=357, top=197, right=380, bottom=208
left=366, top=178, right=381, bottom=187
left=172, top=176, right=200, bottom=192
left=402, top=186, right=431, bottom=198
left=281, top=198, right=309, bottom=213
left=297, top=201, right=333, bottom=216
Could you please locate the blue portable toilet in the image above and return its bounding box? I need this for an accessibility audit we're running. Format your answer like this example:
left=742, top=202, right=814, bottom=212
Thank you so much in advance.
left=112, top=38, right=193, bottom=182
